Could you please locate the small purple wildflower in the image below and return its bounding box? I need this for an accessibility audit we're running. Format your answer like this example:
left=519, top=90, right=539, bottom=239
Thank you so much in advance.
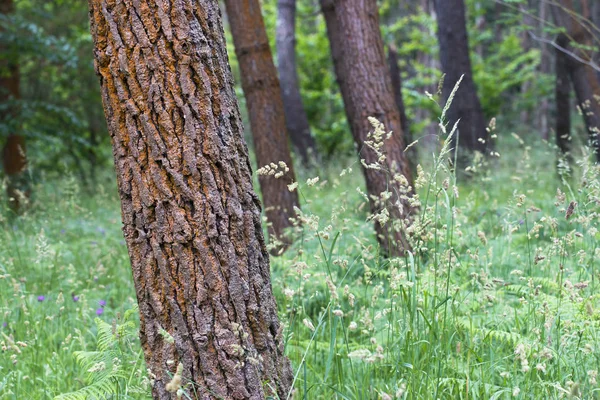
left=2, top=322, right=7, bottom=328
left=72, top=295, right=80, bottom=302
left=37, top=295, right=45, bottom=302
left=96, top=308, right=104, bottom=316
left=98, top=300, right=106, bottom=308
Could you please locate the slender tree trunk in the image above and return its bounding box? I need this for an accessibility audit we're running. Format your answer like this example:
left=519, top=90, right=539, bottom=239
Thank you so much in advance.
left=555, top=34, right=572, bottom=158
left=554, top=0, right=600, bottom=160
left=223, top=0, right=300, bottom=252
left=593, top=3, right=600, bottom=76
left=0, top=0, right=28, bottom=211
left=519, top=1, right=534, bottom=127
left=538, top=0, right=551, bottom=140
left=387, top=44, right=411, bottom=145
left=387, top=44, right=416, bottom=171
left=417, top=0, right=440, bottom=150
left=433, top=0, right=489, bottom=164
left=276, top=0, right=317, bottom=165
left=320, top=0, right=416, bottom=257
left=87, top=1, right=293, bottom=398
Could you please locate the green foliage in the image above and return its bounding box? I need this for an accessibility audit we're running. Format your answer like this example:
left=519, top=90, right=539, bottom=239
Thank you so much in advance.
left=2, top=106, right=600, bottom=399
left=55, top=308, right=147, bottom=400
left=0, top=0, right=109, bottom=187
left=472, top=33, right=543, bottom=117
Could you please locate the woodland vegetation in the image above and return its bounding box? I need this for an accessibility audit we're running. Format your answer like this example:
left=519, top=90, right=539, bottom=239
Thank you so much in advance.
left=1, top=0, right=600, bottom=399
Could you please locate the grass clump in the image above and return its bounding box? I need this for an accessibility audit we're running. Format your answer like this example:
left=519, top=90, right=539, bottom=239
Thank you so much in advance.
left=1, top=117, right=599, bottom=399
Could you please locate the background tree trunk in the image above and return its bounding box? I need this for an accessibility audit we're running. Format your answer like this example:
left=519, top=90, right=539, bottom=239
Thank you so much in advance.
left=276, top=0, right=317, bottom=165
left=555, top=34, right=572, bottom=159
left=554, top=0, right=600, bottom=160
left=387, top=44, right=415, bottom=170
left=224, top=0, right=300, bottom=252
left=417, top=0, right=441, bottom=150
left=88, top=1, right=293, bottom=398
left=433, top=0, right=488, bottom=163
left=320, top=0, right=416, bottom=257
left=387, top=44, right=411, bottom=146
left=0, top=0, right=28, bottom=211
left=537, top=0, right=551, bottom=140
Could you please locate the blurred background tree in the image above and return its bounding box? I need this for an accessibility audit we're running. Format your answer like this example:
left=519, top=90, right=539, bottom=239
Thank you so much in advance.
left=1, top=0, right=595, bottom=195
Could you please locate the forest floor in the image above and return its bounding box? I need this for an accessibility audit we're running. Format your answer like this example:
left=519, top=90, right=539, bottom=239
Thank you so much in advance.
left=1, top=133, right=599, bottom=399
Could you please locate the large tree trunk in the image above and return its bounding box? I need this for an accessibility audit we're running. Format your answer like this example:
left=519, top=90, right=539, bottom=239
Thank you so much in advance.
left=554, top=0, right=600, bottom=160
left=223, top=0, right=300, bottom=252
left=276, top=0, right=317, bottom=165
left=433, top=0, right=488, bottom=164
left=320, top=0, right=416, bottom=257
left=87, top=1, right=293, bottom=398
left=555, top=34, right=572, bottom=159
left=0, top=0, right=28, bottom=211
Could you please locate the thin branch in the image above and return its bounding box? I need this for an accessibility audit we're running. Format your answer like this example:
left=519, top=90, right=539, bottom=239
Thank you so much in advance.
left=528, top=31, right=600, bottom=73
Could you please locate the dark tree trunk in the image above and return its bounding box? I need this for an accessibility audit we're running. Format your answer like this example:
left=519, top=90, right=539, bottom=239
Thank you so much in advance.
left=594, top=2, right=600, bottom=80
left=387, top=44, right=416, bottom=170
left=554, top=0, right=600, bottom=160
left=88, top=1, right=293, bottom=398
left=519, top=1, right=534, bottom=127
left=433, top=0, right=489, bottom=163
left=320, top=0, right=416, bottom=257
left=555, top=34, right=572, bottom=158
left=538, top=0, right=551, bottom=140
left=417, top=0, right=440, bottom=150
left=224, top=0, right=300, bottom=252
left=0, top=0, right=28, bottom=211
left=276, top=0, right=317, bottom=165
left=387, top=44, right=411, bottom=145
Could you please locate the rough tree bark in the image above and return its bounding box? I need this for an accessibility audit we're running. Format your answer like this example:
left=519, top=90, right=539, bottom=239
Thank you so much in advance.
left=433, top=0, right=489, bottom=163
left=0, top=0, right=28, bottom=211
left=554, top=0, right=600, bottom=160
left=276, top=0, right=317, bottom=165
left=87, top=1, right=292, bottom=398
left=555, top=34, right=572, bottom=158
left=320, top=0, right=416, bottom=257
left=223, top=0, right=300, bottom=252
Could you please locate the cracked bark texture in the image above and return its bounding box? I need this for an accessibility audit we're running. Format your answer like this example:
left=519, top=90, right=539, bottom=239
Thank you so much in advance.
left=433, top=0, right=488, bottom=163
left=87, top=0, right=293, bottom=398
left=223, top=0, right=300, bottom=252
left=276, top=0, right=317, bottom=165
left=320, top=0, right=416, bottom=257
left=553, top=0, right=600, bottom=161
left=1, top=0, right=28, bottom=211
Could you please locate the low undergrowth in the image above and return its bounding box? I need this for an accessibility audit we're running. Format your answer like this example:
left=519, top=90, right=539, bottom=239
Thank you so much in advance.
left=1, top=122, right=599, bottom=399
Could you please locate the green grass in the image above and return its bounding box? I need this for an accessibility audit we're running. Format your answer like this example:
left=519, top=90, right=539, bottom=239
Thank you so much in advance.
left=1, top=131, right=599, bottom=399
